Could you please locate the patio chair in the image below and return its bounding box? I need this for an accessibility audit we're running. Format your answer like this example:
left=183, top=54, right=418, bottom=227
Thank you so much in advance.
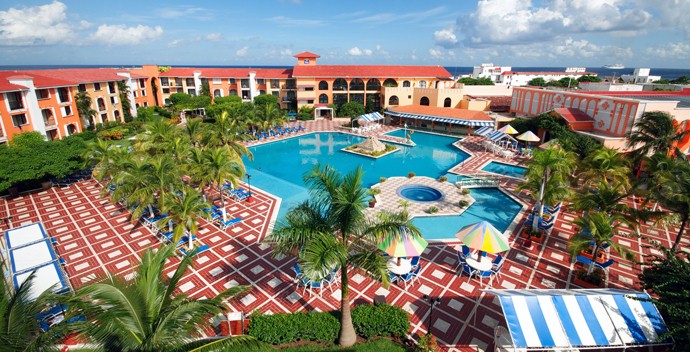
left=303, top=279, right=324, bottom=296
left=456, top=251, right=467, bottom=272
left=410, top=256, right=420, bottom=270
left=177, top=244, right=210, bottom=257
left=477, top=269, right=494, bottom=288
left=595, top=259, right=615, bottom=270
left=491, top=254, right=503, bottom=269
left=462, top=264, right=476, bottom=281
left=461, top=245, right=471, bottom=258
left=491, top=258, right=504, bottom=281
left=399, top=265, right=421, bottom=289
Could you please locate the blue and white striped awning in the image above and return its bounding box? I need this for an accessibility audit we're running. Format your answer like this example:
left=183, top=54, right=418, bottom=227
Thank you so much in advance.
left=485, top=289, right=671, bottom=350
left=357, top=112, right=384, bottom=123
left=474, top=126, right=495, bottom=137
left=386, top=110, right=494, bottom=127
left=487, top=130, right=516, bottom=142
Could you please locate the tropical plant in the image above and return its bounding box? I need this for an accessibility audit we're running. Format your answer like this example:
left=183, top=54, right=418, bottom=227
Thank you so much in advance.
left=158, top=188, right=211, bottom=249
left=267, top=164, right=421, bottom=347
left=136, top=118, right=179, bottom=155
left=72, top=244, right=256, bottom=351
left=568, top=212, right=635, bottom=275
left=578, top=148, right=631, bottom=190
left=75, top=91, right=97, bottom=128
left=572, top=181, right=652, bottom=224
left=184, top=118, right=207, bottom=147
left=205, top=148, right=245, bottom=221
left=116, top=81, right=133, bottom=121
left=185, top=148, right=214, bottom=201
left=646, top=153, right=690, bottom=252
left=626, top=111, right=689, bottom=161
left=207, top=110, right=252, bottom=159
left=518, top=146, right=576, bottom=231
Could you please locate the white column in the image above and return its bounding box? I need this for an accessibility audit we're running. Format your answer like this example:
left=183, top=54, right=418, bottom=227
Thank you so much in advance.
left=8, top=77, right=46, bottom=138
left=193, top=71, right=202, bottom=96
left=249, top=71, right=258, bottom=101
left=117, top=73, right=138, bottom=117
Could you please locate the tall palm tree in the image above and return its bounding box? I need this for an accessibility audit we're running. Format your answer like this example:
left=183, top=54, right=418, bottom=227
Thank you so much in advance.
left=205, top=148, right=245, bottom=221
left=646, top=153, right=690, bottom=252
left=184, top=118, right=206, bottom=148
left=186, top=148, right=214, bottom=202
left=568, top=212, right=635, bottom=275
left=518, top=146, right=576, bottom=231
left=75, top=91, right=96, bottom=128
left=572, top=181, right=652, bottom=224
left=117, top=80, right=133, bottom=120
left=82, top=138, right=121, bottom=181
left=137, top=118, right=179, bottom=155
left=0, top=271, right=69, bottom=352
left=72, top=244, right=256, bottom=351
left=267, top=165, right=421, bottom=348
left=579, top=148, right=631, bottom=191
left=164, top=135, right=191, bottom=164
left=626, top=111, right=689, bottom=161
left=159, top=188, right=211, bottom=249
left=208, top=110, right=252, bottom=160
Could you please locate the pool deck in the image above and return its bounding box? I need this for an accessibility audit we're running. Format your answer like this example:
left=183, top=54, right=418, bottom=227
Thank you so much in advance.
left=1, top=119, right=686, bottom=351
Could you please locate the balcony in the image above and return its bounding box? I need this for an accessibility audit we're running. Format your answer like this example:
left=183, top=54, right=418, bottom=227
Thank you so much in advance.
left=8, top=101, right=24, bottom=111
left=44, top=118, right=57, bottom=130
left=282, top=84, right=296, bottom=90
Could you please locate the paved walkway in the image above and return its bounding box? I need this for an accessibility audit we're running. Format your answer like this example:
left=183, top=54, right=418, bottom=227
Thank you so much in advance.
left=1, top=119, right=686, bottom=351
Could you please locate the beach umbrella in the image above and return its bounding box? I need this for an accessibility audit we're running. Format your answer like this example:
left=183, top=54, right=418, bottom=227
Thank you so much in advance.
left=498, top=124, right=518, bottom=135
left=454, top=221, right=510, bottom=260
left=516, top=131, right=540, bottom=142
left=378, top=227, right=428, bottom=265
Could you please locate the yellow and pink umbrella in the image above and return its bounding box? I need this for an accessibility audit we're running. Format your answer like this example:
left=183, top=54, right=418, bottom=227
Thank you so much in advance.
left=454, top=221, right=510, bottom=260
left=378, top=227, right=428, bottom=265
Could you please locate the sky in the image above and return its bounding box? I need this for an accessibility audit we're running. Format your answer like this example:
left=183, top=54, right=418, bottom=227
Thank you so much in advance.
left=0, top=0, right=689, bottom=68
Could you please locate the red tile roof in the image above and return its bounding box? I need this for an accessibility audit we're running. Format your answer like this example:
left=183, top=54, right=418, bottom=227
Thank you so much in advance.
left=0, top=72, right=29, bottom=92
left=389, top=105, right=493, bottom=121
left=160, top=67, right=292, bottom=78
left=467, top=95, right=512, bottom=112
left=552, top=108, right=594, bottom=131
left=293, top=51, right=320, bottom=58
left=24, top=68, right=125, bottom=85
left=292, top=65, right=452, bottom=78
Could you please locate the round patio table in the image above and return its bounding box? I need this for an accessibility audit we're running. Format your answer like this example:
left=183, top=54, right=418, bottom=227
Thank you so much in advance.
left=465, top=256, right=493, bottom=272
left=387, top=258, right=412, bottom=275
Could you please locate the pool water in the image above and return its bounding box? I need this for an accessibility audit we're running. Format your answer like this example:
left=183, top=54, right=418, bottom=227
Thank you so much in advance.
left=246, top=131, right=522, bottom=239
left=482, top=161, right=527, bottom=178
left=398, top=185, right=444, bottom=202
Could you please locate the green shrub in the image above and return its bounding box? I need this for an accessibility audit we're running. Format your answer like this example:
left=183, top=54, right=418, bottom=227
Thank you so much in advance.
left=379, top=177, right=387, bottom=183
left=461, top=188, right=471, bottom=195
left=427, top=206, right=439, bottom=214
left=369, top=188, right=381, bottom=195
left=458, top=200, right=469, bottom=208
left=351, top=304, right=410, bottom=339
left=438, top=175, right=448, bottom=182
left=248, top=311, right=339, bottom=344
left=408, top=172, right=415, bottom=178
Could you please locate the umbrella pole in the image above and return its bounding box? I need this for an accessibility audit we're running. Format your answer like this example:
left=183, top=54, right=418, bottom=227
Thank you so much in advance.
left=477, top=250, right=483, bottom=262
left=397, top=257, right=402, bottom=266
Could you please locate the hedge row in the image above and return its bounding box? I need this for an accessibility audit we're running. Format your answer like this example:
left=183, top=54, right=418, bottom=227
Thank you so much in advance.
left=247, top=304, right=410, bottom=345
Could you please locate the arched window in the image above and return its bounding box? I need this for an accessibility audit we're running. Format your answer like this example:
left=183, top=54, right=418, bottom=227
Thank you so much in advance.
left=213, top=89, right=222, bottom=97
left=319, top=94, right=328, bottom=104
left=66, top=124, right=77, bottom=135
left=418, top=80, right=428, bottom=88
left=333, top=78, right=348, bottom=91
left=366, top=79, right=381, bottom=91
left=318, top=80, right=329, bottom=90
left=402, top=80, right=411, bottom=88
left=383, top=78, right=398, bottom=87
left=443, top=98, right=452, bottom=107
left=420, top=97, right=430, bottom=106
left=229, top=89, right=238, bottom=96
left=114, top=110, right=121, bottom=122
left=388, top=95, right=399, bottom=105
left=349, top=79, right=364, bottom=91
left=135, top=103, right=140, bottom=109
left=97, top=97, right=106, bottom=111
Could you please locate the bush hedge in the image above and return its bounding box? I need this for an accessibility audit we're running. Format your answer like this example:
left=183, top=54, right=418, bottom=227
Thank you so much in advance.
left=248, top=304, right=410, bottom=345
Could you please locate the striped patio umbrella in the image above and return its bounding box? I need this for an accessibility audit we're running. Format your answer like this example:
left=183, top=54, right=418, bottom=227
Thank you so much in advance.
left=454, top=221, right=510, bottom=260
left=378, top=228, right=428, bottom=263
left=516, top=130, right=540, bottom=142
left=498, top=124, right=518, bottom=135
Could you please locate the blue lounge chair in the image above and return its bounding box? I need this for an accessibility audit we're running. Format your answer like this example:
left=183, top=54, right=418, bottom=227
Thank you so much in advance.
left=219, top=217, right=242, bottom=230
left=178, top=244, right=210, bottom=257
left=595, top=259, right=615, bottom=270
left=388, top=272, right=399, bottom=284
left=233, top=189, right=251, bottom=201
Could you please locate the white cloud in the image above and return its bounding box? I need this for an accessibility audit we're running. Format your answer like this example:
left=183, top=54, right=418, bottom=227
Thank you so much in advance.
left=429, top=48, right=443, bottom=59
left=0, top=1, right=74, bottom=45
left=268, top=16, right=324, bottom=27
left=89, top=24, right=163, bottom=45
left=236, top=46, right=249, bottom=57
left=79, top=20, right=93, bottom=29
left=347, top=47, right=373, bottom=56
left=434, top=27, right=458, bottom=47
left=168, top=39, right=183, bottom=48
left=206, top=33, right=221, bottom=41
left=645, top=42, right=690, bottom=59
left=354, top=6, right=445, bottom=24
left=280, top=49, right=293, bottom=56
left=156, top=6, right=206, bottom=19
left=656, top=1, right=690, bottom=38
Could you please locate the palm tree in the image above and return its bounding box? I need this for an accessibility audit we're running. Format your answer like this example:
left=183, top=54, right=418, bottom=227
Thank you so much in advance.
left=72, top=244, right=257, bottom=351
left=184, top=118, right=206, bottom=147
left=205, top=148, right=245, bottom=221
left=82, top=138, right=120, bottom=181
left=186, top=148, right=214, bottom=201
left=572, top=181, right=650, bottom=223
left=267, top=164, right=421, bottom=348
left=137, top=118, right=179, bottom=155
left=208, top=110, right=252, bottom=159
left=159, top=188, right=211, bottom=249
left=568, top=211, right=635, bottom=275
left=579, top=148, right=631, bottom=191
left=117, top=80, right=133, bottom=120
left=0, top=271, right=69, bottom=352
left=626, top=111, right=689, bottom=161
left=164, top=135, right=191, bottom=164
left=75, top=91, right=96, bottom=128
left=517, top=146, right=576, bottom=231
left=646, top=153, right=690, bottom=252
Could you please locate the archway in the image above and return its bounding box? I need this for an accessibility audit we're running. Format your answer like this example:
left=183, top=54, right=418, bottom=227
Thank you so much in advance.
left=318, top=80, right=329, bottom=90
left=366, top=79, right=381, bottom=91
left=383, top=78, right=398, bottom=87
left=402, top=81, right=411, bottom=88
left=349, top=79, right=364, bottom=91
left=443, top=98, right=452, bottom=107
left=319, top=94, right=328, bottom=104
left=420, top=97, right=430, bottom=106
left=388, top=95, right=399, bottom=105
left=213, top=89, right=222, bottom=97
left=333, top=78, right=347, bottom=91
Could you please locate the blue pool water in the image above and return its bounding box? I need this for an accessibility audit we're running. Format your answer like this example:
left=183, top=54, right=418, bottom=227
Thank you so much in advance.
left=482, top=161, right=528, bottom=178
left=398, top=185, right=444, bottom=202
left=245, top=131, right=522, bottom=239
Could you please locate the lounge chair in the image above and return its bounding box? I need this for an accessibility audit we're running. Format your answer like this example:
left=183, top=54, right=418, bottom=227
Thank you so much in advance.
left=233, top=189, right=251, bottom=201
left=219, top=217, right=242, bottom=231
left=595, top=259, right=615, bottom=270
left=177, top=244, right=210, bottom=257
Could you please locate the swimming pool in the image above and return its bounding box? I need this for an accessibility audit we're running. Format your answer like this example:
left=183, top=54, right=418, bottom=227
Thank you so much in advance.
left=246, top=130, right=522, bottom=239
left=398, top=185, right=444, bottom=202
left=482, top=161, right=527, bottom=178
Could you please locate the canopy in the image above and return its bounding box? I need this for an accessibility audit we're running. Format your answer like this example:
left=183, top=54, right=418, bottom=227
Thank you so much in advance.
left=474, top=126, right=495, bottom=137
left=485, top=288, right=672, bottom=350
left=387, top=111, right=494, bottom=127
left=454, top=221, right=510, bottom=254
left=378, top=228, right=428, bottom=258
left=498, top=124, right=518, bottom=135
left=517, top=131, right=541, bottom=142
left=487, top=130, right=517, bottom=143
left=357, top=112, right=384, bottom=123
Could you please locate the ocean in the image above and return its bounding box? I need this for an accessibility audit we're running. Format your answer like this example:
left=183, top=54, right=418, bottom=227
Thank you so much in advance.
left=0, top=65, right=688, bottom=81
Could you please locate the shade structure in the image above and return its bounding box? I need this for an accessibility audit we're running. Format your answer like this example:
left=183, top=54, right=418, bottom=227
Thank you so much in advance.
left=357, top=112, right=384, bottom=123
left=474, top=126, right=494, bottom=137
left=498, top=124, right=518, bottom=135
left=378, top=228, right=428, bottom=258
left=454, top=221, right=510, bottom=254
left=387, top=111, right=494, bottom=127
left=517, top=130, right=541, bottom=142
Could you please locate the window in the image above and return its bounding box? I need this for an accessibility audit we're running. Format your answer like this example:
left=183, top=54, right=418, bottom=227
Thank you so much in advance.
left=108, top=82, right=116, bottom=94
left=307, top=100, right=314, bottom=104
left=257, top=79, right=265, bottom=85
left=383, top=78, right=398, bottom=87
left=133, top=91, right=138, bottom=98
left=11, top=114, right=27, bottom=127
left=319, top=94, right=328, bottom=104
left=186, top=78, right=194, bottom=86
left=229, top=78, right=236, bottom=84
left=161, top=78, right=169, bottom=86
left=110, top=96, right=118, bottom=105
left=6, top=92, right=24, bottom=110
left=388, top=96, right=399, bottom=105
left=213, top=89, right=222, bottom=97
left=366, top=79, right=381, bottom=91
left=144, top=102, right=149, bottom=107
left=418, top=81, right=428, bottom=88
left=66, top=124, right=77, bottom=135
left=78, top=84, right=86, bottom=92
left=57, top=88, right=70, bottom=103
left=94, top=82, right=102, bottom=91
left=272, top=91, right=280, bottom=97
left=270, top=79, right=280, bottom=89
left=42, top=109, right=53, bottom=124
left=349, top=79, right=364, bottom=91
left=333, top=78, right=347, bottom=91
left=114, top=110, right=121, bottom=122
left=241, top=79, right=249, bottom=88
left=260, top=90, right=266, bottom=95
left=176, top=88, right=183, bottom=93
left=241, top=91, right=250, bottom=99
left=402, top=81, right=411, bottom=88
left=187, top=89, right=196, bottom=95
left=318, top=81, right=329, bottom=90
left=36, top=89, right=50, bottom=100
left=141, top=89, right=146, bottom=97
left=229, top=89, right=237, bottom=96
left=443, top=97, right=452, bottom=108
left=62, top=106, right=72, bottom=116
left=305, top=87, right=314, bottom=91
left=135, top=103, right=140, bottom=109
left=162, top=88, right=170, bottom=94
left=164, top=98, right=170, bottom=105
left=139, top=79, right=146, bottom=88
left=420, top=97, right=430, bottom=106
left=97, top=98, right=106, bottom=111
left=100, top=113, right=108, bottom=122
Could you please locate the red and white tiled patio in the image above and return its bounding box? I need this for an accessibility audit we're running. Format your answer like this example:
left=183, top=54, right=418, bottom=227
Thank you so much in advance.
left=1, top=120, right=686, bottom=351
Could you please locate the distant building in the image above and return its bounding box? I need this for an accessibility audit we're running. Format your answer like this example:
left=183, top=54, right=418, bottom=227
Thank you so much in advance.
left=471, top=63, right=512, bottom=83
left=501, top=68, right=596, bottom=87
left=621, top=68, right=661, bottom=84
